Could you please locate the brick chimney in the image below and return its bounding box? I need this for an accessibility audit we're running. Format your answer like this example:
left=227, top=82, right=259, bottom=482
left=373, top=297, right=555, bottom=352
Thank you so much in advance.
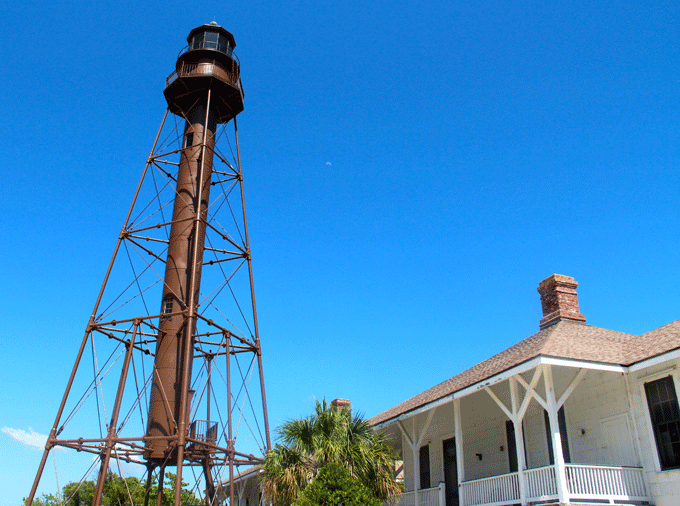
left=331, top=398, right=351, bottom=411
left=537, top=274, right=586, bottom=329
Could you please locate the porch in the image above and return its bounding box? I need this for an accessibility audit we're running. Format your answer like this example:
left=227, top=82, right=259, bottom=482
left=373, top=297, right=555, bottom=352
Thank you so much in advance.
left=378, top=360, right=656, bottom=506
left=391, top=463, right=647, bottom=506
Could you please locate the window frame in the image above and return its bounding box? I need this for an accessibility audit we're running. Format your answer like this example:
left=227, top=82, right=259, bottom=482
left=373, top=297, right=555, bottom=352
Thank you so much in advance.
left=644, top=374, right=680, bottom=471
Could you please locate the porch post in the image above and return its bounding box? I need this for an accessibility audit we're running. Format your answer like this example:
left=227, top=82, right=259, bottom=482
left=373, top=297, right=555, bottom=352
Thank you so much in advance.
left=509, top=378, right=527, bottom=506
left=454, top=397, right=465, bottom=505
left=413, top=417, right=420, bottom=506
left=623, top=374, right=645, bottom=467
left=544, top=365, right=569, bottom=504
left=398, top=413, right=432, bottom=506
left=237, top=480, right=245, bottom=505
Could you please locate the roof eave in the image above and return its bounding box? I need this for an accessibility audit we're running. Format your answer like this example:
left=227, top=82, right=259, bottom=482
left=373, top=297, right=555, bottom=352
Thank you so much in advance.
left=628, top=346, right=680, bottom=373
left=371, top=354, right=629, bottom=429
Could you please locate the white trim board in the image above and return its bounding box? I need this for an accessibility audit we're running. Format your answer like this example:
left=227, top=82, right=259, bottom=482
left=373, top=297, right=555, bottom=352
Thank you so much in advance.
left=374, top=355, right=632, bottom=429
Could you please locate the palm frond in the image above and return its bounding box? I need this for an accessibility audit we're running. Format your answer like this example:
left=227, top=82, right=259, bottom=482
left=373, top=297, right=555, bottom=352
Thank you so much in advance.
left=261, top=399, right=400, bottom=504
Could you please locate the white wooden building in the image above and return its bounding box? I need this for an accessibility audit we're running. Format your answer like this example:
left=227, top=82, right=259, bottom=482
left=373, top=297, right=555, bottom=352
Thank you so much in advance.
left=371, top=274, right=680, bottom=506
left=217, top=465, right=265, bottom=506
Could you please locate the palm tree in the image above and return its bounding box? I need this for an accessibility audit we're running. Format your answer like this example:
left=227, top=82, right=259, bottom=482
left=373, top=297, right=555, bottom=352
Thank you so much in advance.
left=261, top=399, right=399, bottom=505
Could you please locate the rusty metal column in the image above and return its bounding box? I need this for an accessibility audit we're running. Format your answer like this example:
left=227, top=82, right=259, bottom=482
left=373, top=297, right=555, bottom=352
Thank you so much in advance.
left=146, top=94, right=216, bottom=463
left=226, top=333, right=235, bottom=506
left=174, top=88, right=214, bottom=506
left=156, top=465, right=166, bottom=506
left=143, top=464, right=154, bottom=506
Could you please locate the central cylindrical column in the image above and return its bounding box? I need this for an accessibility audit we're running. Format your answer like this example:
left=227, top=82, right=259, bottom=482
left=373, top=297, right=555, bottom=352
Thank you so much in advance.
left=145, top=103, right=216, bottom=462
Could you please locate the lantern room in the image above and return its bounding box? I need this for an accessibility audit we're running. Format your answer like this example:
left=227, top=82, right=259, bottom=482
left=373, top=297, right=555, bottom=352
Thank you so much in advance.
left=164, top=22, right=244, bottom=123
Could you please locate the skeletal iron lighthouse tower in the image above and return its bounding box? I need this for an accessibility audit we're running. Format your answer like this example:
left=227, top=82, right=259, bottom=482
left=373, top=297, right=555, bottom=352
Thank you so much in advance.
left=28, top=23, right=270, bottom=506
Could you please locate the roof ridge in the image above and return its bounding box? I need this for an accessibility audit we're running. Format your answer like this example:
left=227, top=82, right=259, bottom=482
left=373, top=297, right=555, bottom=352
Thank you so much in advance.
left=538, top=320, right=565, bottom=355
left=638, top=318, right=680, bottom=337
left=624, top=318, right=680, bottom=365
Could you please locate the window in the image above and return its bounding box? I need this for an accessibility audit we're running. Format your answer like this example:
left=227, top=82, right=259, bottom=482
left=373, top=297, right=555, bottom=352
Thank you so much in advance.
left=204, top=31, right=219, bottom=49
left=645, top=376, right=680, bottom=470
left=190, top=31, right=232, bottom=55
left=184, top=132, right=194, bottom=149
left=218, top=34, right=232, bottom=55
left=191, top=33, right=203, bottom=50
left=544, top=407, right=570, bottom=464
left=506, top=420, right=518, bottom=472
left=419, top=444, right=430, bottom=489
left=162, top=298, right=173, bottom=317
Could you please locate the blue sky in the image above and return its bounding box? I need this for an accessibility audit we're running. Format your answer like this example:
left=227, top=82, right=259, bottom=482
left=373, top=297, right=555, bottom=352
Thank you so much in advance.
left=1, top=0, right=679, bottom=504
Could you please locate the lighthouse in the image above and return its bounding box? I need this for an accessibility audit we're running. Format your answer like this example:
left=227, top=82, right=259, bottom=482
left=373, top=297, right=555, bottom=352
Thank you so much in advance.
left=146, top=21, right=244, bottom=464
left=27, top=23, right=270, bottom=506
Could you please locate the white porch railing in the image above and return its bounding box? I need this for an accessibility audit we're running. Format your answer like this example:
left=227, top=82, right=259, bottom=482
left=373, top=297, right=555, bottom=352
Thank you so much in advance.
left=460, top=471, right=519, bottom=506
left=389, top=483, right=444, bottom=506
left=456, top=464, right=646, bottom=506
left=525, top=465, right=558, bottom=501
left=566, top=464, right=647, bottom=501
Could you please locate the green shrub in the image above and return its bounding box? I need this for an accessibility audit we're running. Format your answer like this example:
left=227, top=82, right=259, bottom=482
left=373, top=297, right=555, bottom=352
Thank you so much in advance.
left=293, top=463, right=382, bottom=506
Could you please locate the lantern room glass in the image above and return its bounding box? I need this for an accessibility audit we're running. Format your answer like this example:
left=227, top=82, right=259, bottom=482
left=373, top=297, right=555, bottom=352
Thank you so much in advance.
left=190, top=31, right=232, bottom=56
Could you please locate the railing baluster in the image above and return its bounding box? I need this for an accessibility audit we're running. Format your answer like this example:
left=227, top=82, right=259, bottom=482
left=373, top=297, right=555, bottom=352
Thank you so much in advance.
left=589, top=466, right=595, bottom=495
left=534, top=467, right=539, bottom=496
left=604, top=467, right=612, bottom=496
left=566, top=465, right=573, bottom=495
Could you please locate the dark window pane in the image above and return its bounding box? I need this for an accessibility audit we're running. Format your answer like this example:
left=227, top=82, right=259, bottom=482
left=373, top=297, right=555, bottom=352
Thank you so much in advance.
left=652, top=405, right=662, bottom=423
left=506, top=420, right=517, bottom=472
left=672, top=402, right=680, bottom=420
left=184, top=132, right=193, bottom=149
left=218, top=34, right=231, bottom=54
left=660, top=382, right=671, bottom=401
left=419, top=445, right=430, bottom=489
left=204, top=31, right=218, bottom=49
left=664, top=404, right=673, bottom=421
left=191, top=33, right=204, bottom=50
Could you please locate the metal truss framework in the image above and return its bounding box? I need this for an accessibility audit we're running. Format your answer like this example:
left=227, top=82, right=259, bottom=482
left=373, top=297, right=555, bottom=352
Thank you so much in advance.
left=27, top=107, right=271, bottom=506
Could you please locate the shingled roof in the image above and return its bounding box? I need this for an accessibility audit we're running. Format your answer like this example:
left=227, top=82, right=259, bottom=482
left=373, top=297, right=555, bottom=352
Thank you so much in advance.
left=369, top=275, right=680, bottom=427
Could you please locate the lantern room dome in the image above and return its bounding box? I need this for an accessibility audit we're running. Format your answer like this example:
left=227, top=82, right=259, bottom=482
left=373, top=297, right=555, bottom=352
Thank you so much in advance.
left=186, top=22, right=236, bottom=56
